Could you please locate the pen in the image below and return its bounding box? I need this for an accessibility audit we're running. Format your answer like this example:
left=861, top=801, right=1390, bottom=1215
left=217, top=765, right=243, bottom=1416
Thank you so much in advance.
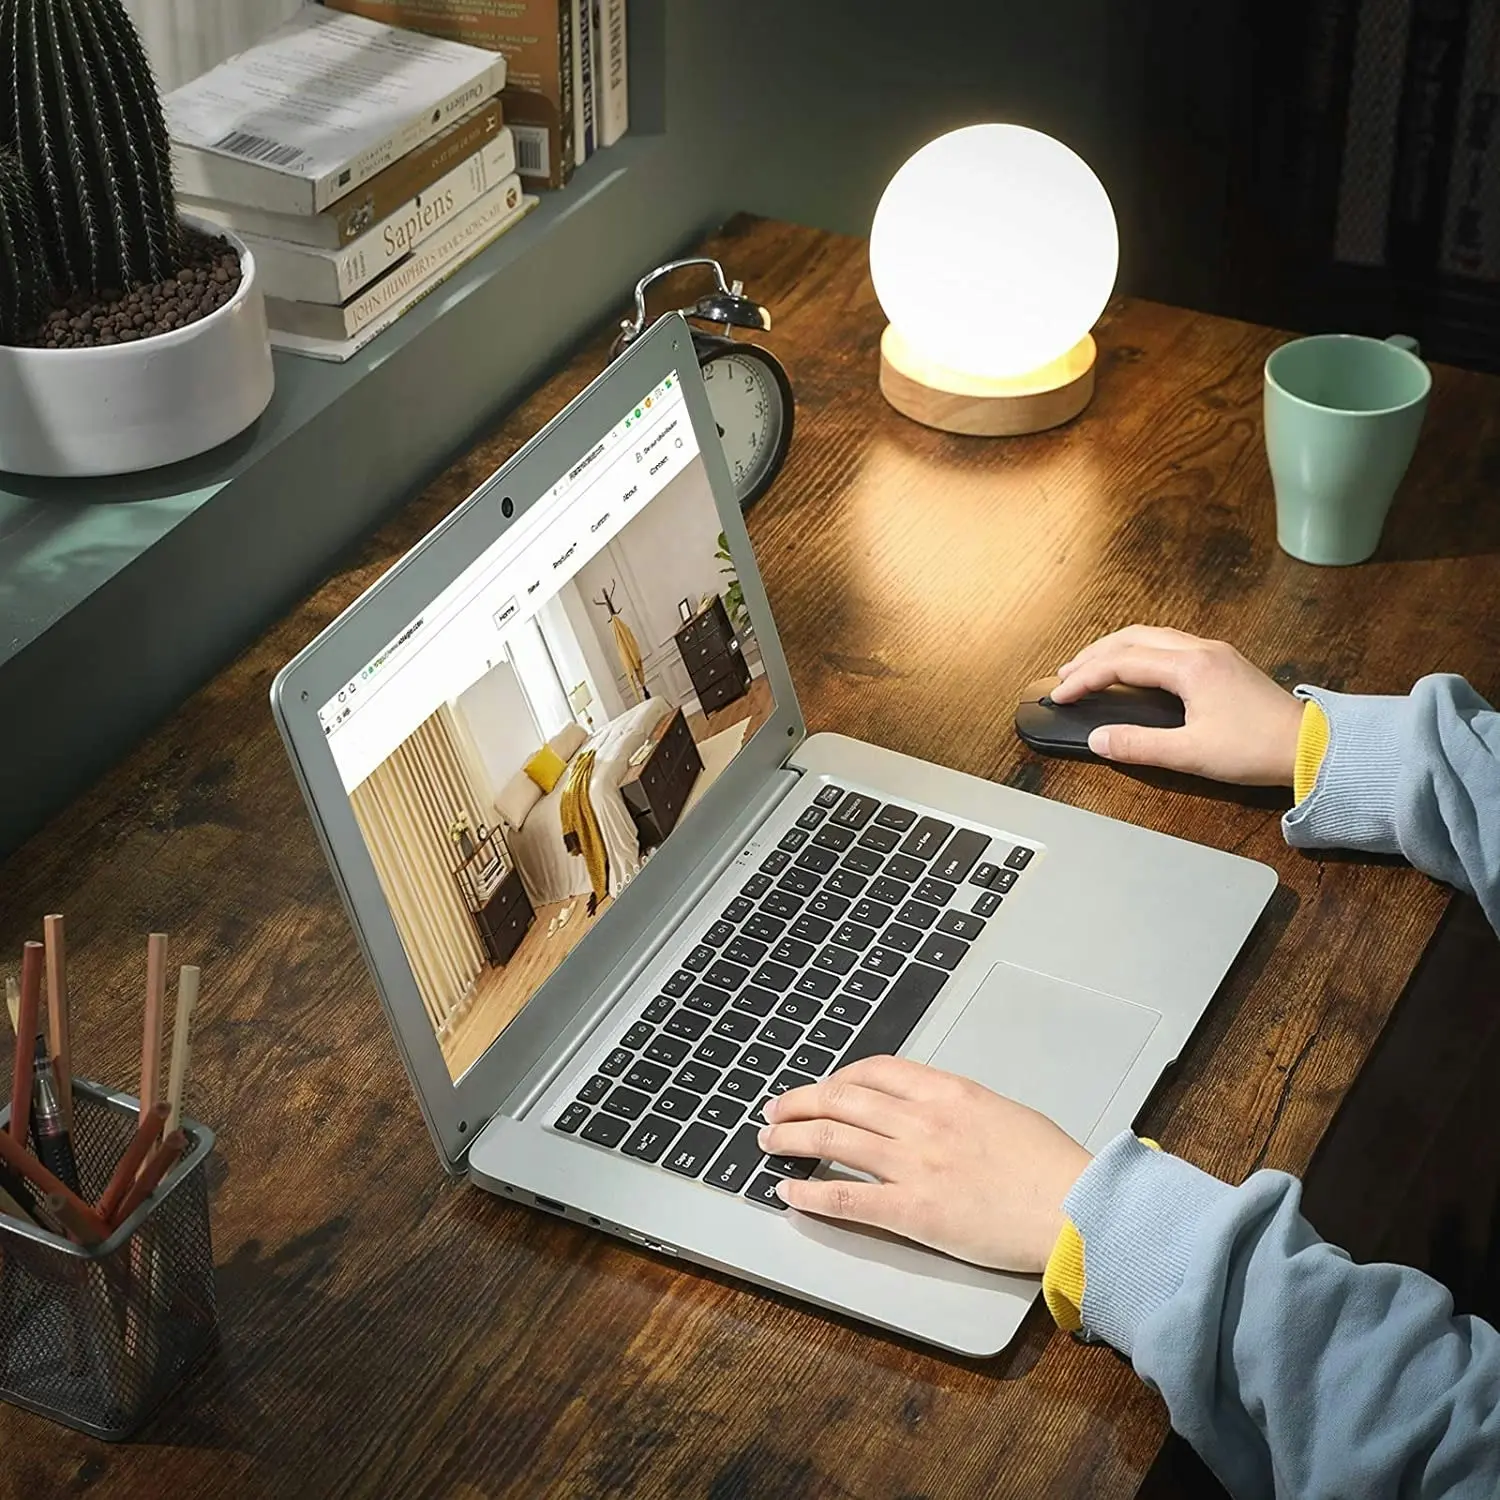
left=30, top=1034, right=82, bottom=1195
left=141, top=932, right=167, bottom=1119
left=0, top=1125, right=108, bottom=1238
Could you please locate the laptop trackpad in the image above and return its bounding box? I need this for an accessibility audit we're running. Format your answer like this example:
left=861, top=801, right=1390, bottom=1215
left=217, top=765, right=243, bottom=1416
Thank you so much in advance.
left=925, top=964, right=1162, bottom=1144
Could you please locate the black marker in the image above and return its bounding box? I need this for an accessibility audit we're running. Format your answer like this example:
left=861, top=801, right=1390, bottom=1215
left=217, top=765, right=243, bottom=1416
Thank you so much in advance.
left=30, top=1035, right=81, bottom=1195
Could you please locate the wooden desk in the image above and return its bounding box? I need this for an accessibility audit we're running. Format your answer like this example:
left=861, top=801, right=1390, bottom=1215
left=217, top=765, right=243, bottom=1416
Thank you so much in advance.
left=2, top=215, right=1498, bottom=1497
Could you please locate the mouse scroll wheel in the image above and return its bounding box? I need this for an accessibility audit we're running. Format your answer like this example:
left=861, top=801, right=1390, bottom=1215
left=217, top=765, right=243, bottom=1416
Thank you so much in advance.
left=1039, top=695, right=1056, bottom=708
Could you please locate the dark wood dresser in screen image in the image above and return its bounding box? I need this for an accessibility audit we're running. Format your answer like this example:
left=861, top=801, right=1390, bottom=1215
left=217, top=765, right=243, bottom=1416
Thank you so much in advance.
left=674, top=594, right=751, bottom=715
left=620, top=706, right=702, bottom=849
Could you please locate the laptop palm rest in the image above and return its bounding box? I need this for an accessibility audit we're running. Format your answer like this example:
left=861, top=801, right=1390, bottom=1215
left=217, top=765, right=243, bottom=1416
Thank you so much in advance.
left=923, top=964, right=1162, bottom=1144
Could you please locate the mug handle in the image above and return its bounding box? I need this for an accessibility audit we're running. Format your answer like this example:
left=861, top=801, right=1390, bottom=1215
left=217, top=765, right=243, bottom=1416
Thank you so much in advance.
left=1385, top=334, right=1421, bottom=356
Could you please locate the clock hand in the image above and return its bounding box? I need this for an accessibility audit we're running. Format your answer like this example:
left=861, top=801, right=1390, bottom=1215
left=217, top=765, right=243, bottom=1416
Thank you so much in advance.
left=717, top=424, right=725, bottom=438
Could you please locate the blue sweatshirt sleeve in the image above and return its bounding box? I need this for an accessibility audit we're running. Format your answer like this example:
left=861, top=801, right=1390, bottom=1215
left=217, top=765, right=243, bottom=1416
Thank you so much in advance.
left=1282, top=675, right=1500, bottom=932
left=1067, top=1134, right=1500, bottom=1499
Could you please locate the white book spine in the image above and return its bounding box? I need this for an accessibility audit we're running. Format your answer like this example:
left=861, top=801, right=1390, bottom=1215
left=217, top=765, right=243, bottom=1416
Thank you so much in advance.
left=271, top=195, right=537, bottom=361
left=266, top=174, right=525, bottom=340
left=599, top=0, right=628, bottom=147
left=241, top=132, right=516, bottom=303
left=572, top=0, right=594, bottom=165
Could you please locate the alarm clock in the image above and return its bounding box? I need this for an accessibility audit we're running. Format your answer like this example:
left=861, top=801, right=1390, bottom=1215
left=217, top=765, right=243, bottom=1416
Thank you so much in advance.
left=611, top=257, right=795, bottom=512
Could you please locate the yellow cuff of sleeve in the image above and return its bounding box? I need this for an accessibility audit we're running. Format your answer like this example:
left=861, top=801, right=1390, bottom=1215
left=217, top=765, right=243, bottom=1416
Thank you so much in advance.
left=1042, top=1219, right=1086, bottom=1333
left=1293, top=701, right=1330, bottom=804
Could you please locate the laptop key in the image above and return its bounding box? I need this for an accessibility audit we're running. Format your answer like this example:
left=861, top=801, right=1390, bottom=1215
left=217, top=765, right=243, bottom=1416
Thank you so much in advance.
left=705, top=960, right=749, bottom=991
left=880, top=923, right=922, bottom=954
left=724, top=936, right=767, bottom=967
left=812, top=823, right=855, bottom=852
left=794, top=968, right=838, bottom=999
left=831, top=791, right=880, bottom=828
left=582, top=1112, right=630, bottom=1148
left=858, top=824, right=900, bottom=854
left=972, top=890, right=1002, bottom=917
left=655, top=1087, right=699, bottom=1120
left=776, top=994, right=821, bottom=1026
left=990, top=868, right=1019, bottom=892
left=797, top=805, right=827, bottom=829
left=914, top=877, right=957, bottom=906
left=602, top=1085, right=651, bottom=1120
left=685, top=984, right=731, bottom=1016
left=790, top=912, right=834, bottom=944
left=778, top=866, right=821, bottom=897
left=832, top=920, right=876, bottom=951
left=850, top=898, right=893, bottom=929
left=743, top=911, right=785, bottom=944
left=874, top=803, right=918, bottom=832
left=826, top=869, right=868, bottom=898
left=761, top=849, right=791, bottom=875
left=769, top=1069, right=817, bottom=1096
left=932, top=829, right=991, bottom=884
left=914, top=933, right=969, bottom=971
left=766, top=1154, right=818, bottom=1179
left=622, top=1114, right=680, bottom=1164
left=720, top=1068, right=762, bottom=1099
left=770, top=936, right=816, bottom=968
left=760, top=1017, right=803, bottom=1049
left=694, top=1036, right=740, bottom=1068
left=862, top=946, right=905, bottom=977
left=895, top=899, right=939, bottom=930
left=624, top=1059, right=671, bottom=1093
left=1006, top=846, right=1035, bottom=870
left=807, top=890, right=851, bottom=920
left=938, top=909, right=986, bottom=941
left=642, top=994, right=674, bottom=1023
left=675, top=1061, right=723, bottom=1093
left=842, top=962, right=949, bottom=1067
left=747, top=1171, right=791, bottom=1209
left=778, top=827, right=809, bottom=852
left=622, top=1021, right=654, bottom=1048
left=867, top=877, right=909, bottom=908
left=699, top=1094, right=747, bottom=1129
left=809, top=1017, right=853, bottom=1050
left=900, top=816, right=955, bottom=861
left=683, top=944, right=715, bottom=972
left=663, top=1122, right=726, bottom=1178
left=600, top=1048, right=633, bottom=1075
left=752, top=960, right=798, bottom=991
left=814, top=784, right=845, bottom=808
left=842, top=971, right=889, bottom=1001
left=749, top=1096, right=775, bottom=1125
left=645, top=1034, right=690, bottom=1066
left=714, top=1010, right=758, bottom=1043
left=814, top=943, right=858, bottom=975
left=795, top=845, right=838, bottom=875
left=761, top=889, right=803, bottom=919
left=825, top=994, right=872, bottom=1025
left=555, top=1101, right=590, bottom=1133
left=740, top=1043, right=786, bottom=1075
left=577, top=1074, right=612, bottom=1104
left=664, top=1010, right=709, bottom=1041
left=722, top=896, right=755, bottom=923
left=741, top=873, right=773, bottom=899
left=706, top=1126, right=767, bottom=1194
left=842, top=846, right=885, bottom=877
left=662, top=970, right=694, bottom=998
left=971, top=863, right=1001, bottom=889
left=733, top=984, right=778, bottom=1016
left=790, top=1043, right=836, bottom=1075
left=704, top=919, right=736, bottom=947
left=884, top=854, right=926, bottom=884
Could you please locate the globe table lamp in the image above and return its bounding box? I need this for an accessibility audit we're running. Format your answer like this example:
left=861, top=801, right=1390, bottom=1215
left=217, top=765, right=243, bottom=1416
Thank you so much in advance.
left=871, top=124, right=1119, bottom=436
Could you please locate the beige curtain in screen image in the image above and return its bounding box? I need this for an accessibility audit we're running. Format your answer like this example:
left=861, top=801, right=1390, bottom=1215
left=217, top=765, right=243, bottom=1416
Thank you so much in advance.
left=349, top=704, right=488, bottom=1036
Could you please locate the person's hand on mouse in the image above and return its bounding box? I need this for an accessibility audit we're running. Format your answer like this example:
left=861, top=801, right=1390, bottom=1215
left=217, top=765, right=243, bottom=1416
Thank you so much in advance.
left=1048, top=625, right=1304, bottom=785
left=758, top=1055, right=1092, bottom=1272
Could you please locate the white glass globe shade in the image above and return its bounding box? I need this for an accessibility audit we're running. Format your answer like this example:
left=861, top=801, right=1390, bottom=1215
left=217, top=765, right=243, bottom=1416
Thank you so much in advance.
left=870, top=124, right=1119, bottom=380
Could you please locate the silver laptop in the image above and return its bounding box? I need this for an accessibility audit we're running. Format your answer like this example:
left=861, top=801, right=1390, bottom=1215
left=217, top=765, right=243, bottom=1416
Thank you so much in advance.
left=271, top=311, right=1276, bottom=1356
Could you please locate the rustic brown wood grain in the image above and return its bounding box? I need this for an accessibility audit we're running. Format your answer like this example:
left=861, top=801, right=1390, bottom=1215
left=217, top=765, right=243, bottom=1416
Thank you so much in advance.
left=1, top=214, right=1497, bottom=1499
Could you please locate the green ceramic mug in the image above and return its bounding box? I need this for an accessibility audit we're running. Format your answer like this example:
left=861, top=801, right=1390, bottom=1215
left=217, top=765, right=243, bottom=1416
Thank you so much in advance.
left=1263, top=333, right=1431, bottom=565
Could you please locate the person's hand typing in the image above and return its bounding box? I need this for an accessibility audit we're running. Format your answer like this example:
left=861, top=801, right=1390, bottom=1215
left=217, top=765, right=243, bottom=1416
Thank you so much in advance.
left=1048, top=625, right=1304, bottom=785
left=757, top=1056, right=1091, bottom=1273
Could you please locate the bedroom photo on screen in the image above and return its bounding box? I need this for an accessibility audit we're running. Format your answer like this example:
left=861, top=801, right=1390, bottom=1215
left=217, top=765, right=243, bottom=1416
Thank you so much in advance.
left=319, top=377, right=775, bottom=1079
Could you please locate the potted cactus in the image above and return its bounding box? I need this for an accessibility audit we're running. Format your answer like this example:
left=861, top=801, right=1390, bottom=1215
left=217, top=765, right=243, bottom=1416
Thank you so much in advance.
left=0, top=0, right=273, bottom=477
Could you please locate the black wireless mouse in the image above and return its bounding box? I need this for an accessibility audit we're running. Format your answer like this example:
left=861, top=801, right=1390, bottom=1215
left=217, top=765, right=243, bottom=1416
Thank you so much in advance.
left=1014, top=676, right=1186, bottom=759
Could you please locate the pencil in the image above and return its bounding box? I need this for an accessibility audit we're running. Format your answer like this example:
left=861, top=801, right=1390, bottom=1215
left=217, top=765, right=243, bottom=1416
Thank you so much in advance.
left=0, top=1126, right=109, bottom=1238
left=164, top=965, right=199, bottom=1137
left=141, top=932, right=168, bottom=1118
left=110, top=1130, right=186, bottom=1229
left=10, top=942, right=42, bottom=1143
left=4, top=976, right=17, bottom=1035
left=46, top=1192, right=105, bottom=1248
left=43, top=914, right=72, bottom=1129
left=97, top=1103, right=168, bottom=1223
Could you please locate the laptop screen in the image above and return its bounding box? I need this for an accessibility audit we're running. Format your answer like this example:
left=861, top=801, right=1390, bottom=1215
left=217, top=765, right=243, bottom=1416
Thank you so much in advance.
left=319, top=370, right=776, bottom=1081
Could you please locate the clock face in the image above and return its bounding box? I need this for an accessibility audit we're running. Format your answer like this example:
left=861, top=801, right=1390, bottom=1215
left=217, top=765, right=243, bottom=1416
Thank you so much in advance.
left=700, top=348, right=788, bottom=505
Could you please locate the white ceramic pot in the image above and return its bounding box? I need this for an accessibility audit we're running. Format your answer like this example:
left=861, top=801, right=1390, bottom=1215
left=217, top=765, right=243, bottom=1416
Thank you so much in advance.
left=0, top=219, right=275, bottom=477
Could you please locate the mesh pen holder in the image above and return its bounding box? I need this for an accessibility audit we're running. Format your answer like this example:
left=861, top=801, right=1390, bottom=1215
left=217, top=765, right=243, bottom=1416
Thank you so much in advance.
left=0, top=1079, right=217, bottom=1440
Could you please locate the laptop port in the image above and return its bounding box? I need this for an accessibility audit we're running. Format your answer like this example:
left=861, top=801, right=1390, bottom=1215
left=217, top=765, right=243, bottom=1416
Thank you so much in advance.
left=534, top=1195, right=567, bottom=1214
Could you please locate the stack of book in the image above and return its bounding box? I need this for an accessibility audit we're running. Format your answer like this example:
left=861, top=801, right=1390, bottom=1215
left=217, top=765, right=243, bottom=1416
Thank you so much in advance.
left=164, top=4, right=537, bottom=361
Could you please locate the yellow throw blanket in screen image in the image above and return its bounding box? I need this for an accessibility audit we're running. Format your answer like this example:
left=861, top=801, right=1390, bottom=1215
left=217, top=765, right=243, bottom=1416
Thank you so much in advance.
left=559, top=749, right=609, bottom=914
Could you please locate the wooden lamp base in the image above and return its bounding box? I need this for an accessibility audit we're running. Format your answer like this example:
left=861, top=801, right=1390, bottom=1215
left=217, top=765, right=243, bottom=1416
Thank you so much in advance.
left=878, top=325, right=1097, bottom=436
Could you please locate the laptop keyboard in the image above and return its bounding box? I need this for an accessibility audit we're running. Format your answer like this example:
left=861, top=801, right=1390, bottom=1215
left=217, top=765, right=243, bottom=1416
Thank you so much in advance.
left=550, top=784, right=1035, bottom=1209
